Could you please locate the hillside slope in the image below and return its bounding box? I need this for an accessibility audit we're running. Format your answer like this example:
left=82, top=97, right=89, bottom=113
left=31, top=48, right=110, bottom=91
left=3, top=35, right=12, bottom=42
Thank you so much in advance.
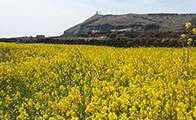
left=63, top=13, right=196, bottom=36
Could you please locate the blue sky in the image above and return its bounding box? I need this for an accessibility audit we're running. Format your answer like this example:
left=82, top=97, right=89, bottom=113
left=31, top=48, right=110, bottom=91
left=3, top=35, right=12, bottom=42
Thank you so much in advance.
left=0, top=0, right=196, bottom=38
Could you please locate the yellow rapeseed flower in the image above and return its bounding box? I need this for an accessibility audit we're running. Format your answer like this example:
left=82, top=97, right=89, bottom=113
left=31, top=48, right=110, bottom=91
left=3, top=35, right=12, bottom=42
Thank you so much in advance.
left=193, top=107, right=196, bottom=117
left=180, top=34, right=186, bottom=39
left=108, top=112, right=117, bottom=120
left=185, top=22, right=191, bottom=29
left=27, top=99, right=33, bottom=107
left=193, top=28, right=196, bottom=34
left=1, top=42, right=196, bottom=119
left=187, top=38, right=193, bottom=45
left=49, top=117, right=56, bottom=120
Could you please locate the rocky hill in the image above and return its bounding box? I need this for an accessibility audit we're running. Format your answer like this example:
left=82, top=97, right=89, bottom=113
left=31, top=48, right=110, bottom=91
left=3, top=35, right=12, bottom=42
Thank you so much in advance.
left=63, top=13, right=196, bottom=36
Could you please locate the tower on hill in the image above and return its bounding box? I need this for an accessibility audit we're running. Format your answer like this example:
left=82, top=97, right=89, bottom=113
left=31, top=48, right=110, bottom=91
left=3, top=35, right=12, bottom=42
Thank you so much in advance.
left=95, top=11, right=101, bottom=15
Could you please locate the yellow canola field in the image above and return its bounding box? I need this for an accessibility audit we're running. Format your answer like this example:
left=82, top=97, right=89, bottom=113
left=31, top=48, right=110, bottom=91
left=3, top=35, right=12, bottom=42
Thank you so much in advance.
left=1, top=42, right=196, bottom=120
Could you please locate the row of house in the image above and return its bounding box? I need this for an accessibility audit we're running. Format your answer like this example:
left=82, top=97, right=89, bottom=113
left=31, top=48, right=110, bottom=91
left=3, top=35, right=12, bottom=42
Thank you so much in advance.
left=91, top=27, right=133, bottom=33
left=111, top=27, right=132, bottom=32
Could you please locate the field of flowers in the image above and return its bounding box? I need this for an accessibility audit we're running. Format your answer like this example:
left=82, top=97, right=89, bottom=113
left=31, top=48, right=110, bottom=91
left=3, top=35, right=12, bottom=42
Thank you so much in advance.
left=1, top=42, right=196, bottom=120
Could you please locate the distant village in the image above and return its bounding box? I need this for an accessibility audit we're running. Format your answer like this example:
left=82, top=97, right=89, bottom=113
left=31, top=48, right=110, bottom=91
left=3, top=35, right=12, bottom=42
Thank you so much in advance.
left=91, top=27, right=133, bottom=34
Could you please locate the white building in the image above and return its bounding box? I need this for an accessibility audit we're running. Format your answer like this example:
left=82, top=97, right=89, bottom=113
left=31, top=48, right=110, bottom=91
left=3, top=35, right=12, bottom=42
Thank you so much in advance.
left=91, top=30, right=101, bottom=33
left=118, top=27, right=132, bottom=32
left=111, top=27, right=133, bottom=32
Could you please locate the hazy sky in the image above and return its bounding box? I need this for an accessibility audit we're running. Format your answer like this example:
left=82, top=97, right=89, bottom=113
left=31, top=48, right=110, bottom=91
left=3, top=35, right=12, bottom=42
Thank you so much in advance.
left=0, top=0, right=196, bottom=38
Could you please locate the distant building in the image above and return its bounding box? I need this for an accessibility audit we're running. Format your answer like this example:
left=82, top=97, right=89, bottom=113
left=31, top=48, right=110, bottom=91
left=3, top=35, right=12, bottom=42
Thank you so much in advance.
left=36, top=35, right=45, bottom=39
left=96, top=11, right=99, bottom=15
left=111, top=29, right=118, bottom=32
left=118, top=27, right=133, bottom=32
left=91, top=30, right=100, bottom=33
left=95, top=11, right=101, bottom=15
left=111, top=27, right=132, bottom=32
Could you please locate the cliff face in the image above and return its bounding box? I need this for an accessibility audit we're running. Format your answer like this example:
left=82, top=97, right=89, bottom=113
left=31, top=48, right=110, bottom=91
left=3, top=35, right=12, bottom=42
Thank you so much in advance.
left=63, top=13, right=196, bottom=36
